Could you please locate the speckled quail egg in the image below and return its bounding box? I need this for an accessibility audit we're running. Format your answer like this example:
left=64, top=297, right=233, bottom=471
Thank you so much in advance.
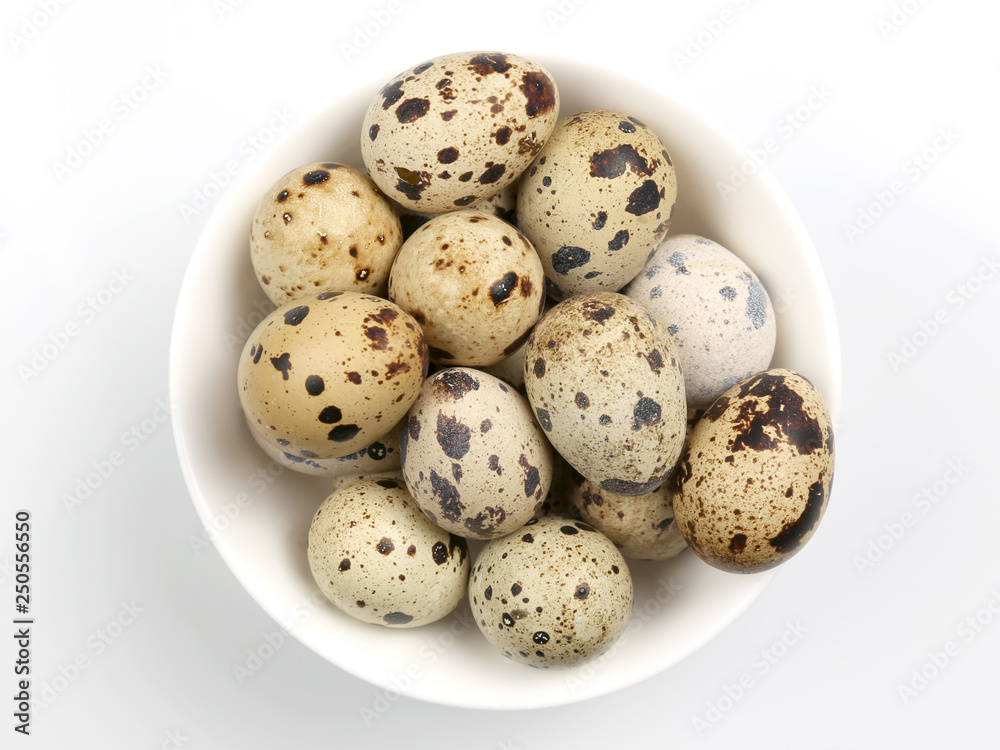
left=245, top=414, right=402, bottom=478
left=399, top=367, right=553, bottom=539
left=237, top=291, right=428, bottom=459
left=469, top=516, right=633, bottom=667
left=523, top=292, right=686, bottom=496
left=308, top=477, right=469, bottom=627
left=249, top=162, right=403, bottom=303
left=673, top=368, right=835, bottom=573
left=361, top=51, right=559, bottom=214
left=517, top=109, right=677, bottom=300
left=567, top=471, right=687, bottom=562
left=624, top=234, right=776, bottom=409
left=388, top=209, right=545, bottom=366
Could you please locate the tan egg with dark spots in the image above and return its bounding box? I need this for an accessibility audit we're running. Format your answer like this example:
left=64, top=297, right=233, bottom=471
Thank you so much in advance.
left=307, top=477, right=469, bottom=628
left=399, top=368, right=553, bottom=539
left=361, top=51, right=559, bottom=214
left=249, top=162, right=402, bottom=304
left=468, top=517, right=633, bottom=667
left=517, top=109, right=677, bottom=300
left=567, top=471, right=687, bottom=562
left=673, top=368, right=835, bottom=574
left=388, top=209, right=546, bottom=366
left=237, top=291, right=428, bottom=460
left=524, top=292, right=687, bottom=497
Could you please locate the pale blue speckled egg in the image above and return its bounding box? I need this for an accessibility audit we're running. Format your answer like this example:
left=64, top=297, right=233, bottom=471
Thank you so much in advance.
left=624, top=234, right=776, bottom=409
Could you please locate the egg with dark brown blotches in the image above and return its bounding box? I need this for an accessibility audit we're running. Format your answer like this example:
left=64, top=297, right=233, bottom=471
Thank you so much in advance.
left=399, top=367, right=552, bottom=539
left=388, top=209, right=545, bottom=366
left=523, top=292, right=687, bottom=496
left=249, top=162, right=403, bottom=303
left=308, top=477, right=469, bottom=627
left=468, top=516, right=632, bottom=667
left=361, top=51, right=559, bottom=214
left=673, top=368, right=835, bottom=573
left=237, top=291, right=428, bottom=459
left=517, top=109, right=677, bottom=300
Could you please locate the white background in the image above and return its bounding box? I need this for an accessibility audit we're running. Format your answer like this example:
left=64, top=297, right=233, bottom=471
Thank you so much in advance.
left=3, top=0, right=998, bottom=746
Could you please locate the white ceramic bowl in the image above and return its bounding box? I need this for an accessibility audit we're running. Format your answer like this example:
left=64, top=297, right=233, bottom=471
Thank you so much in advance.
left=169, top=54, right=841, bottom=710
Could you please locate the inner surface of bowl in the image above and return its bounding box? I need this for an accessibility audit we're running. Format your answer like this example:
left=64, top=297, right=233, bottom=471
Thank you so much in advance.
left=169, top=55, right=841, bottom=710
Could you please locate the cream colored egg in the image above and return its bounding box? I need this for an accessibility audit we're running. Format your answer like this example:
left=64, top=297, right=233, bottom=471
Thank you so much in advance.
left=517, top=109, right=677, bottom=300
left=399, top=368, right=552, bottom=539
left=388, top=209, right=545, bottom=366
left=237, top=291, right=428, bottom=459
left=249, top=162, right=402, bottom=303
left=673, top=368, right=835, bottom=573
left=523, top=293, right=687, bottom=496
left=361, top=51, right=559, bottom=214
left=567, top=472, right=687, bottom=562
left=308, top=477, right=469, bottom=627
left=468, top=516, right=633, bottom=667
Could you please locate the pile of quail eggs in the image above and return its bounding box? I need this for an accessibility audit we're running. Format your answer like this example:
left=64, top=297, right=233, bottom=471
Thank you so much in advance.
left=236, top=50, right=836, bottom=669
